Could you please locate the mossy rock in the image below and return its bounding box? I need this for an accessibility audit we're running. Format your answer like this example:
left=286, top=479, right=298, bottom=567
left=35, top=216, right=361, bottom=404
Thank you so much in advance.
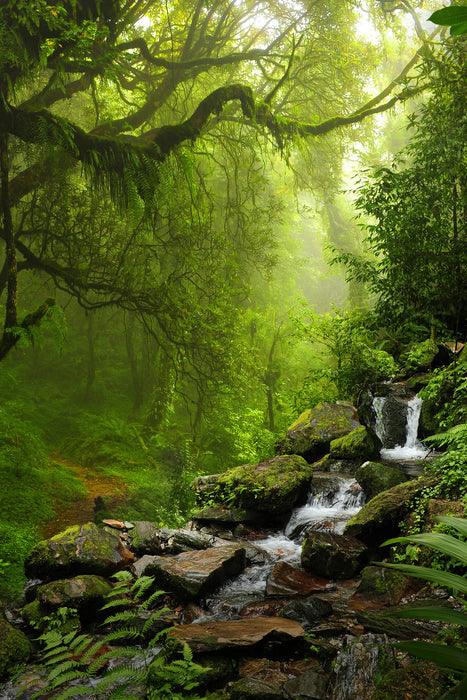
left=24, top=522, right=135, bottom=580
left=344, top=477, right=437, bottom=547
left=215, top=455, right=312, bottom=517
left=275, top=402, right=361, bottom=463
left=0, top=618, right=32, bottom=678
left=351, top=566, right=419, bottom=608
left=330, top=426, right=381, bottom=462
left=36, top=574, right=113, bottom=610
left=402, top=338, right=438, bottom=374
left=355, top=461, right=409, bottom=499
left=301, top=531, right=368, bottom=579
left=372, top=662, right=449, bottom=700
left=21, top=598, right=81, bottom=634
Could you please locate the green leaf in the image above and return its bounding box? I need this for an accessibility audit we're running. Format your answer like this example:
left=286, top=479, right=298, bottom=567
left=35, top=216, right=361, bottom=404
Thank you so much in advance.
left=428, top=7, right=467, bottom=27
left=436, top=516, right=467, bottom=538
left=450, top=20, right=467, bottom=35
left=396, top=641, right=467, bottom=674
left=382, top=531, right=467, bottom=565
left=378, top=562, right=467, bottom=595
left=388, top=605, right=467, bottom=627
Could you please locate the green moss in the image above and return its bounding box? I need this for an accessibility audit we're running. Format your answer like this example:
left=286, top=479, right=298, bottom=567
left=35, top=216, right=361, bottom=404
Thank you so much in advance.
left=216, top=455, right=311, bottom=513
left=0, top=618, right=31, bottom=678
left=330, top=426, right=380, bottom=461
left=355, top=461, right=409, bottom=498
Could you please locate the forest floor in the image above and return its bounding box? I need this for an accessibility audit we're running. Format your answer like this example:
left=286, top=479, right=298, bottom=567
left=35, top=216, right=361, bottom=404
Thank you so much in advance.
left=40, top=456, right=129, bottom=539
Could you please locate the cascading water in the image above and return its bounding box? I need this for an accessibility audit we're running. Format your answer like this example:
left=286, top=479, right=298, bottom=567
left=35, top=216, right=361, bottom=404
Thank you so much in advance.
left=375, top=394, right=429, bottom=461
left=201, top=474, right=365, bottom=621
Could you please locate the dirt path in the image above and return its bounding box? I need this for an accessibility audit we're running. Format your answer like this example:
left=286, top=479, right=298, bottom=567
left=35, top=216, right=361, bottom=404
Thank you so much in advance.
left=40, top=456, right=129, bottom=539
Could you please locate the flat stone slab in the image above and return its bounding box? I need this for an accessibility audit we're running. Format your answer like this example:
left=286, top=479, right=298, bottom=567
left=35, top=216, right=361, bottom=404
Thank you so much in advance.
left=140, top=544, right=246, bottom=599
left=266, top=561, right=330, bottom=596
left=168, top=617, right=305, bottom=653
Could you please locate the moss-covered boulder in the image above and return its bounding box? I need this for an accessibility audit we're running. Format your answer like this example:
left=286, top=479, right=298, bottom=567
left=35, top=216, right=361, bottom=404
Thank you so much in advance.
left=275, top=402, right=361, bottom=463
left=402, top=337, right=438, bottom=374
left=350, top=566, right=420, bottom=609
left=214, top=455, right=312, bottom=520
left=329, top=426, right=381, bottom=462
left=301, top=531, right=368, bottom=579
left=36, top=574, right=113, bottom=611
left=344, top=477, right=437, bottom=547
left=355, top=461, right=409, bottom=499
left=0, top=618, right=32, bottom=678
left=25, top=522, right=135, bottom=580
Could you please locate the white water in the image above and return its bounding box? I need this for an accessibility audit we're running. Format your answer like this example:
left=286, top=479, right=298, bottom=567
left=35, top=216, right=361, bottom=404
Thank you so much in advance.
left=379, top=395, right=429, bottom=460
left=285, top=475, right=365, bottom=538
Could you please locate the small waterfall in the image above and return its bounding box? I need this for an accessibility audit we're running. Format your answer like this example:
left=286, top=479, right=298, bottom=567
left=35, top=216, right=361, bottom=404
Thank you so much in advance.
left=375, top=393, right=429, bottom=461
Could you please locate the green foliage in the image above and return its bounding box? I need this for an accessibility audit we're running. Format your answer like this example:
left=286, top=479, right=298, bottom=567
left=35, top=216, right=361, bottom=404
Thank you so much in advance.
left=379, top=516, right=467, bottom=698
left=337, top=44, right=467, bottom=337
left=27, top=571, right=210, bottom=700
left=429, top=7, right=467, bottom=36
left=292, top=305, right=397, bottom=402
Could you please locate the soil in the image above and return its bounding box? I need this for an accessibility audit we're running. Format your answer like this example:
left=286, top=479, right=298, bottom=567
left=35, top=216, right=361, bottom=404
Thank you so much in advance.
left=40, top=456, right=129, bottom=539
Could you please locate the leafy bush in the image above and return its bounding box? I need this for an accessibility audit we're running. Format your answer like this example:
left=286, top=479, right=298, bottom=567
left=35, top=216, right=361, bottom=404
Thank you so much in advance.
left=380, top=516, right=467, bottom=699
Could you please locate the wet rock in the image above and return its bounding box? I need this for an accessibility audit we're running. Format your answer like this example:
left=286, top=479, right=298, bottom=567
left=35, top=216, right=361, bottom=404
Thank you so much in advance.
left=372, top=386, right=412, bottom=448
left=215, top=455, right=312, bottom=522
left=140, top=544, right=246, bottom=599
left=240, top=600, right=287, bottom=618
left=132, top=554, right=158, bottom=578
left=192, top=506, right=264, bottom=526
left=329, top=426, right=381, bottom=462
left=356, top=609, right=437, bottom=639
left=0, top=618, right=32, bottom=678
left=344, top=477, right=437, bottom=547
left=279, top=598, right=333, bottom=630
left=349, top=566, right=420, bottom=610
left=266, top=561, right=330, bottom=596
left=331, top=633, right=395, bottom=700
left=301, top=532, right=368, bottom=579
left=275, top=402, right=361, bottom=463
left=354, top=461, right=409, bottom=499
left=128, top=521, right=163, bottom=555
left=283, top=668, right=328, bottom=699
left=24, top=522, right=135, bottom=580
left=167, top=529, right=224, bottom=553
left=36, top=574, right=113, bottom=610
left=168, top=617, right=305, bottom=654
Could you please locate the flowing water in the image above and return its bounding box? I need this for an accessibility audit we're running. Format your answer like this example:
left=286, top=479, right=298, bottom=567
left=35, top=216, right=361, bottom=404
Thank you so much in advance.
left=376, top=394, right=429, bottom=461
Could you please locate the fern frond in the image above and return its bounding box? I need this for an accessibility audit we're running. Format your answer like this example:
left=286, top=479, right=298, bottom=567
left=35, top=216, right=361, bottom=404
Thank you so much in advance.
left=47, top=685, right=92, bottom=700
left=104, top=610, right=137, bottom=625
left=100, top=597, right=132, bottom=611
left=182, top=642, right=193, bottom=663
left=48, top=669, right=86, bottom=688
left=95, top=665, right=142, bottom=693
left=130, top=576, right=155, bottom=598
left=104, top=627, right=141, bottom=643
left=79, top=639, right=107, bottom=664
left=48, top=660, right=81, bottom=682
left=69, top=634, right=95, bottom=652
left=139, top=593, right=167, bottom=611
left=44, top=651, right=74, bottom=666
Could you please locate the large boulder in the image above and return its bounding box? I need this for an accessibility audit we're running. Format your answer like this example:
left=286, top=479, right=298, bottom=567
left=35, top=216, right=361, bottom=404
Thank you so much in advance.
left=168, top=617, right=305, bottom=654
left=371, top=384, right=413, bottom=449
left=214, top=454, right=312, bottom=521
left=275, top=402, right=361, bottom=463
left=128, top=521, right=163, bottom=555
left=138, top=544, right=246, bottom=599
left=344, top=477, right=436, bottom=547
left=329, top=426, right=381, bottom=462
left=354, top=461, right=409, bottom=499
left=301, top=532, right=368, bottom=579
left=0, top=618, right=32, bottom=679
left=349, top=566, right=420, bottom=610
left=24, top=522, right=135, bottom=580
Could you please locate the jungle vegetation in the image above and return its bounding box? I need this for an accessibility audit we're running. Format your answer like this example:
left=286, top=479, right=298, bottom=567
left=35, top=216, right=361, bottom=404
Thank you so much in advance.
left=0, top=0, right=466, bottom=599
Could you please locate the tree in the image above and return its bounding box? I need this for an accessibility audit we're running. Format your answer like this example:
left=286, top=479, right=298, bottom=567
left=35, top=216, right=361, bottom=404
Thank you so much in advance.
left=0, top=0, right=436, bottom=364
left=336, top=41, right=467, bottom=341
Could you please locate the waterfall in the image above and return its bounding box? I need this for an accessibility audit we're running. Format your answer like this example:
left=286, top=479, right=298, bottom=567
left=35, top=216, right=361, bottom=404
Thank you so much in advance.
left=376, top=394, right=429, bottom=460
